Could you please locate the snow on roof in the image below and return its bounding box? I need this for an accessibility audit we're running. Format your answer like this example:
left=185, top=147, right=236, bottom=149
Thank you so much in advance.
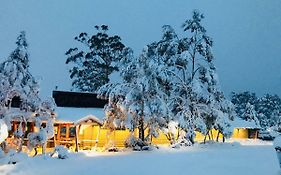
left=7, top=108, right=36, bottom=121
left=74, top=115, right=103, bottom=126
left=55, top=107, right=105, bottom=124
left=230, top=118, right=261, bottom=129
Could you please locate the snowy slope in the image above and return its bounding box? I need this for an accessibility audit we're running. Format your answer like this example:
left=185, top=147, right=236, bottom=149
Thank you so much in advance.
left=0, top=141, right=279, bottom=175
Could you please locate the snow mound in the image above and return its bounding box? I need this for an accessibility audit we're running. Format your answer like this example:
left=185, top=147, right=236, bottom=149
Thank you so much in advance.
left=0, top=150, right=28, bottom=165
left=274, top=136, right=281, bottom=149
left=51, top=146, right=69, bottom=159
left=0, top=119, right=8, bottom=144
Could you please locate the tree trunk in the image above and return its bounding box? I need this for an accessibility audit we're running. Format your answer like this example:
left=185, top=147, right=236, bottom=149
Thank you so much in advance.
left=165, top=133, right=173, bottom=145
left=216, top=131, right=220, bottom=142
left=18, top=119, right=26, bottom=153
left=203, top=134, right=207, bottom=144
left=138, top=117, right=145, bottom=142
left=189, top=135, right=194, bottom=145
left=42, top=143, right=46, bottom=155
left=138, top=99, right=145, bottom=142
left=204, top=129, right=210, bottom=144
left=33, top=148, right=38, bottom=157
left=210, top=130, right=214, bottom=141
left=75, top=125, right=80, bottom=152
left=192, top=55, right=195, bottom=79
left=177, top=128, right=180, bottom=140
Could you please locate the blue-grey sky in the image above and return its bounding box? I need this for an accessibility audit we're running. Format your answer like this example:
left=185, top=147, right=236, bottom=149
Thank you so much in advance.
left=0, top=0, right=281, bottom=98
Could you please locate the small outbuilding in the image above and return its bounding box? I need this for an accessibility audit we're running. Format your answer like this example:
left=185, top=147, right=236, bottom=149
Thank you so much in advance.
left=230, top=118, right=261, bottom=139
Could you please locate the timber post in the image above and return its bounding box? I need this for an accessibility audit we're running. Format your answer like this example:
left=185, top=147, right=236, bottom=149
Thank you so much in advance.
left=75, top=125, right=80, bottom=152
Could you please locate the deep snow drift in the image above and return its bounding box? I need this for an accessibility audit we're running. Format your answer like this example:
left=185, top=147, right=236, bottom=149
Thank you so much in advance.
left=0, top=140, right=279, bottom=175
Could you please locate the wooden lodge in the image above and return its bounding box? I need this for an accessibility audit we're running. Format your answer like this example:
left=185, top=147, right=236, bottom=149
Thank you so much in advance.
left=52, top=91, right=261, bottom=151
left=6, top=90, right=261, bottom=153
left=52, top=91, right=171, bottom=151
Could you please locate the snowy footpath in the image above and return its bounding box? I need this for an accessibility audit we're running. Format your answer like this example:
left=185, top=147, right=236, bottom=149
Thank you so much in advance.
left=0, top=140, right=280, bottom=175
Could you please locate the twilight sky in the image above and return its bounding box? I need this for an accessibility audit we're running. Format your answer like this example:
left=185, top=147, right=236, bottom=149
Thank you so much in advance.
left=0, top=0, right=281, bottom=98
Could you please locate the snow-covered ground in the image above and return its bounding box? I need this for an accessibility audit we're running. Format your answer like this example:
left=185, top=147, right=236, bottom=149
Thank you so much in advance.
left=0, top=140, right=279, bottom=175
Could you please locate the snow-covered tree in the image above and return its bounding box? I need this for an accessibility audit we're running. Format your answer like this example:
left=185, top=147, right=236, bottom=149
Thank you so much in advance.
left=162, top=10, right=218, bottom=144
left=241, top=103, right=260, bottom=126
left=230, top=91, right=258, bottom=117
left=142, top=25, right=188, bottom=144
left=0, top=31, right=41, bottom=152
left=165, top=10, right=233, bottom=144
left=100, top=10, right=234, bottom=146
left=188, top=62, right=234, bottom=143
left=99, top=46, right=168, bottom=146
left=0, top=31, right=40, bottom=112
left=0, top=32, right=56, bottom=156
left=181, top=10, right=213, bottom=79
left=139, top=10, right=233, bottom=145
left=231, top=92, right=281, bottom=129
left=66, top=25, right=131, bottom=92
left=256, top=94, right=281, bottom=128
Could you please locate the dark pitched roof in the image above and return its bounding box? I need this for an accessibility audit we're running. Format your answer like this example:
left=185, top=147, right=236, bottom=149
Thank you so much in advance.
left=52, top=91, right=107, bottom=108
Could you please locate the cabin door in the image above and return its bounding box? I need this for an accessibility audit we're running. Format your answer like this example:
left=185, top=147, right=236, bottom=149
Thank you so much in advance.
left=248, top=129, right=257, bottom=139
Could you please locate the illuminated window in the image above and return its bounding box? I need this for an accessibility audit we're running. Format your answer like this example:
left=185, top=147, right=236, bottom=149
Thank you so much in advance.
left=69, top=127, right=76, bottom=137
left=60, top=126, right=67, bottom=137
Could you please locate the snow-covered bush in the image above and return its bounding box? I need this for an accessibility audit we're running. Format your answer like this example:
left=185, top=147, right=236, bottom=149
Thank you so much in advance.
left=124, top=134, right=148, bottom=151
left=258, top=128, right=278, bottom=141
left=0, top=149, right=28, bottom=165
left=7, top=150, right=28, bottom=164
left=274, top=136, right=281, bottom=150
left=27, top=127, right=48, bottom=155
left=171, top=139, right=193, bottom=149
left=51, top=146, right=69, bottom=159
left=162, top=121, right=179, bottom=144
left=26, top=118, right=55, bottom=156
left=103, top=140, right=119, bottom=152
left=170, top=130, right=193, bottom=148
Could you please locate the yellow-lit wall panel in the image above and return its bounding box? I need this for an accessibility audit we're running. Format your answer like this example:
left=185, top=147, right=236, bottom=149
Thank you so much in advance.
left=77, top=124, right=255, bottom=149
left=232, top=128, right=248, bottom=139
